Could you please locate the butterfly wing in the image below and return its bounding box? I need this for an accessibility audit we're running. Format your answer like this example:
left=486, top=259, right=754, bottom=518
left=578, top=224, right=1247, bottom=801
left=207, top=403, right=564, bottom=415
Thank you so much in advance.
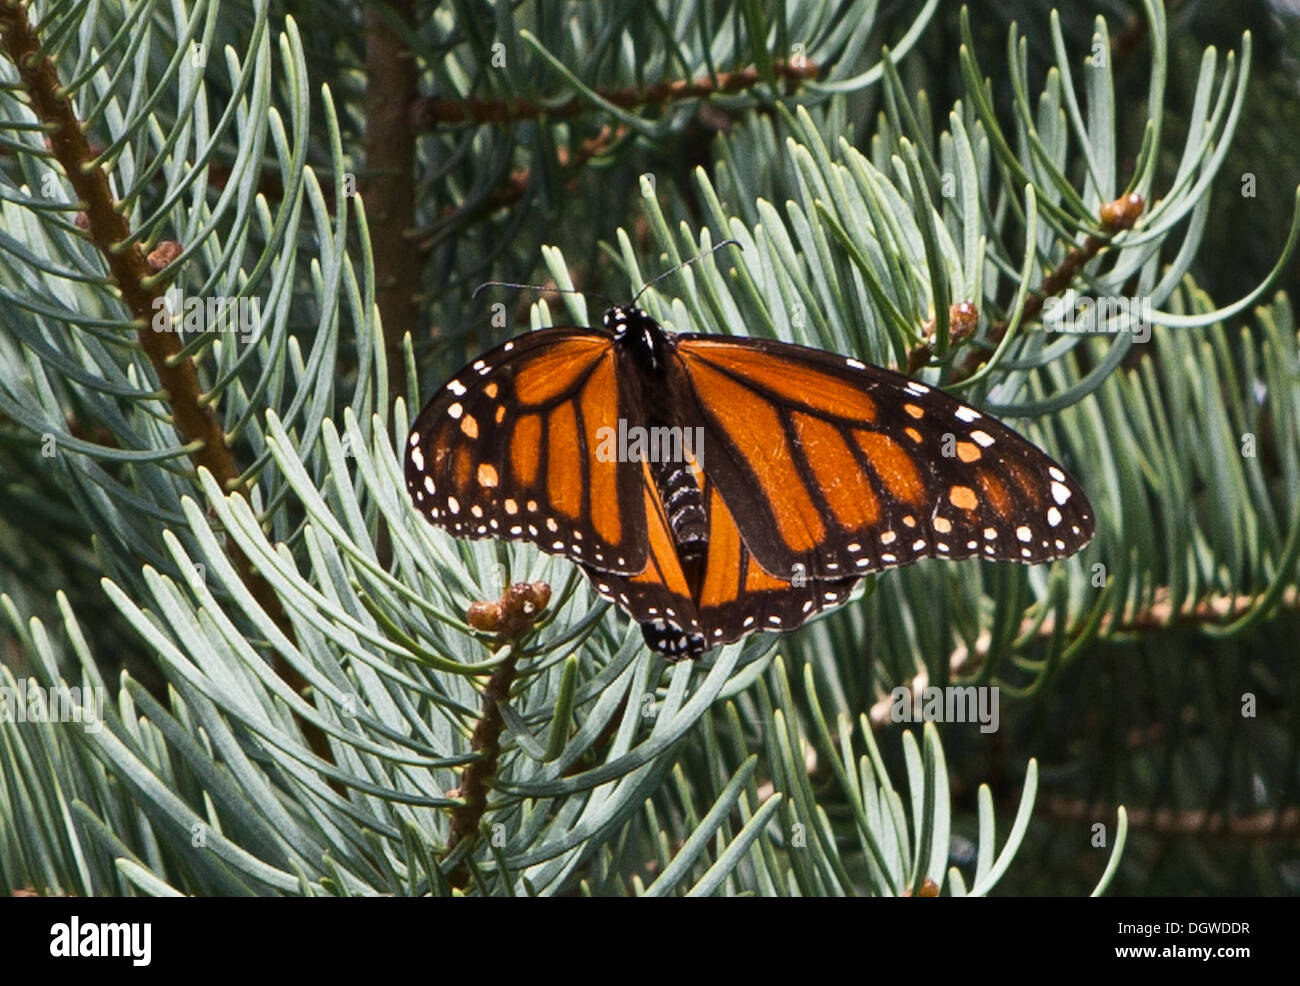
left=672, top=335, right=1094, bottom=580
left=584, top=463, right=860, bottom=659
left=581, top=458, right=706, bottom=657
left=405, top=328, right=649, bottom=574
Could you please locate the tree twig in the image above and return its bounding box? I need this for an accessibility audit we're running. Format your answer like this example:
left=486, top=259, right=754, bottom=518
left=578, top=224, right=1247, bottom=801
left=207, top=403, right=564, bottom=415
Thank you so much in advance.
left=907, top=193, right=1146, bottom=379
left=364, top=0, right=421, bottom=411
left=446, top=582, right=551, bottom=887
left=410, top=59, right=820, bottom=130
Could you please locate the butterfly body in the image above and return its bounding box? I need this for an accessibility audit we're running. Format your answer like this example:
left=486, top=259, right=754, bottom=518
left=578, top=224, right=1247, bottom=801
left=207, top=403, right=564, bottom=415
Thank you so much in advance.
left=407, top=306, right=1094, bottom=659
left=606, top=307, right=712, bottom=565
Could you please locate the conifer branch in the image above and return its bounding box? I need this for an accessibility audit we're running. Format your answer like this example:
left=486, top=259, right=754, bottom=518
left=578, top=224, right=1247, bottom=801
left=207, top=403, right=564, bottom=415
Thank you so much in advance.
left=1039, top=799, right=1300, bottom=840
left=870, top=586, right=1300, bottom=727
left=410, top=58, right=819, bottom=129
left=907, top=193, right=1146, bottom=378
left=1, top=0, right=321, bottom=738
left=446, top=582, right=550, bottom=885
left=364, top=0, right=421, bottom=409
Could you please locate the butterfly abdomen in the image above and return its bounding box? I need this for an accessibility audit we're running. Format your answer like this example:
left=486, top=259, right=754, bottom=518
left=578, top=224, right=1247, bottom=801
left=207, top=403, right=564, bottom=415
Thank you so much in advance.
left=653, top=457, right=707, bottom=563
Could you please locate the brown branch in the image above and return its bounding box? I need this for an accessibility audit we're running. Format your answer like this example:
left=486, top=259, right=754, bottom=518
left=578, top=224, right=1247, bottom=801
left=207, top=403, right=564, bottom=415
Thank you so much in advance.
left=446, top=582, right=550, bottom=887
left=870, top=585, right=1300, bottom=729
left=2, top=3, right=326, bottom=749
left=906, top=300, right=980, bottom=373
left=908, top=193, right=1146, bottom=380
left=949, top=584, right=1300, bottom=677
left=447, top=654, right=519, bottom=853
left=1038, top=799, right=1300, bottom=841
left=2, top=5, right=242, bottom=494
left=410, top=58, right=820, bottom=130
left=1038, top=584, right=1300, bottom=638
left=420, top=124, right=625, bottom=247
left=364, top=0, right=420, bottom=411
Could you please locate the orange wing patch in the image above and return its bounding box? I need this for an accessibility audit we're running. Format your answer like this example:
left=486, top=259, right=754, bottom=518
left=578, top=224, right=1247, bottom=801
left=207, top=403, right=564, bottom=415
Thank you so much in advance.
left=631, top=462, right=692, bottom=600
left=511, top=414, right=542, bottom=486
left=546, top=402, right=581, bottom=520
left=854, top=431, right=923, bottom=505
left=580, top=357, right=622, bottom=545
left=513, top=337, right=610, bottom=405
left=686, top=358, right=825, bottom=553
left=792, top=412, right=880, bottom=530
left=977, top=470, right=1012, bottom=518
left=453, top=445, right=472, bottom=490
left=685, top=343, right=877, bottom=423
left=698, top=483, right=744, bottom=610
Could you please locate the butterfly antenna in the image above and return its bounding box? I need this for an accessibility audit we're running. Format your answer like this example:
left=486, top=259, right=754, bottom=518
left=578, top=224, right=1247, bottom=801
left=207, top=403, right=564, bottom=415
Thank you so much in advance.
left=630, top=239, right=743, bottom=306
left=472, top=280, right=616, bottom=309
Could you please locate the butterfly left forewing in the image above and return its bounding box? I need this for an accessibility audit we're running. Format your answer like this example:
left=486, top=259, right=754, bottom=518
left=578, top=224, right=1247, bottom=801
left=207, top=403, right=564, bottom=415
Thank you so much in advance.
left=405, top=328, right=649, bottom=575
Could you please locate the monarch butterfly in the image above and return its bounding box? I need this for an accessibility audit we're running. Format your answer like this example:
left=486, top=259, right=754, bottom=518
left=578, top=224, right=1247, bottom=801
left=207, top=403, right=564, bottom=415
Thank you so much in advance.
left=406, top=298, right=1094, bottom=658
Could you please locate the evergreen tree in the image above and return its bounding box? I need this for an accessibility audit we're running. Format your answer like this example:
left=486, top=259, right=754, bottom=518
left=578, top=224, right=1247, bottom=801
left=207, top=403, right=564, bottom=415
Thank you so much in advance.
left=1, top=0, right=1296, bottom=896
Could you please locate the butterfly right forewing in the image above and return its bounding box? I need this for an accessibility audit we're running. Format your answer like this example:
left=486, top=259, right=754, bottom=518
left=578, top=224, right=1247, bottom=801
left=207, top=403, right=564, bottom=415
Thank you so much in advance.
left=671, top=335, right=1094, bottom=582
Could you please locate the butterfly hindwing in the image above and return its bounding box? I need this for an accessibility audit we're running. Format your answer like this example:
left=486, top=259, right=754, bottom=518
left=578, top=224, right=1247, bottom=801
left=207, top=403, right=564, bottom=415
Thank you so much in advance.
left=405, top=328, right=649, bottom=575
left=671, top=335, right=1094, bottom=581
left=583, top=464, right=861, bottom=659
left=581, top=458, right=705, bottom=657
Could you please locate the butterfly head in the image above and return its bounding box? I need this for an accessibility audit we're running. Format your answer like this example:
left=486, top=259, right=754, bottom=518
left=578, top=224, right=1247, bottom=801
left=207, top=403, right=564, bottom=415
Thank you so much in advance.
left=602, top=305, right=652, bottom=334
left=605, top=305, right=670, bottom=374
